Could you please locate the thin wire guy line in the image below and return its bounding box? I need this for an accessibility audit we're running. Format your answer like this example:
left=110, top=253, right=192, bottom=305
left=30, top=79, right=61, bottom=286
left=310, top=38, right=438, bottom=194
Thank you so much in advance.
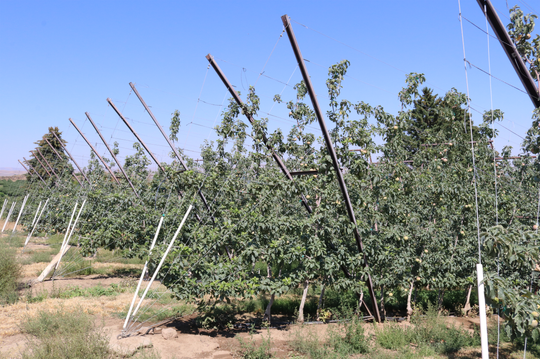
left=254, top=27, right=286, bottom=88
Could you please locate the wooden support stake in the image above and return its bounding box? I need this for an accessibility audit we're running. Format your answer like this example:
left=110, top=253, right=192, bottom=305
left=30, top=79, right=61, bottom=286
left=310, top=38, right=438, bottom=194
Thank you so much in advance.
left=86, top=112, right=140, bottom=198
left=22, top=158, right=47, bottom=186
left=107, top=98, right=165, bottom=173
left=31, top=150, right=51, bottom=177
left=129, top=82, right=214, bottom=222
left=282, top=14, right=381, bottom=322
left=206, top=54, right=312, bottom=214
left=45, top=138, right=82, bottom=186
left=52, top=132, right=91, bottom=184
left=36, top=148, right=60, bottom=180
left=69, top=118, right=120, bottom=184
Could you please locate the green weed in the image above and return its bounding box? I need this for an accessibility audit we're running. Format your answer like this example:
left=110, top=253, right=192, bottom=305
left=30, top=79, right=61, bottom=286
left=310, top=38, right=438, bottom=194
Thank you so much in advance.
left=237, top=329, right=273, bottom=359
left=0, top=241, right=21, bottom=304
left=21, top=307, right=109, bottom=359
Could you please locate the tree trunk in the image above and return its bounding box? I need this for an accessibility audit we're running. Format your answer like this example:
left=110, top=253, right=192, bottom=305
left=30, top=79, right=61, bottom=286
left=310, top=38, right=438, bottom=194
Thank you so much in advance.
left=380, top=286, right=386, bottom=319
left=462, top=285, right=472, bottom=316
left=263, top=263, right=274, bottom=324
left=263, top=294, right=275, bottom=324
left=437, top=289, right=445, bottom=314
left=407, top=281, right=414, bottom=320
left=317, top=284, right=325, bottom=315
left=297, top=280, right=309, bottom=323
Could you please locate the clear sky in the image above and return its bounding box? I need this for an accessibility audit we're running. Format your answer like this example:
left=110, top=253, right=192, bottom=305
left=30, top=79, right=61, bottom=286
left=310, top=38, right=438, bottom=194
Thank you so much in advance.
left=1, top=0, right=538, bottom=171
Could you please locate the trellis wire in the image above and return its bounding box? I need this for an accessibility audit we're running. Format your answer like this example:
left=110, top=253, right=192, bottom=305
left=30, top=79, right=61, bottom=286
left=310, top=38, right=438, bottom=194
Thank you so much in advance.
left=458, top=1, right=489, bottom=357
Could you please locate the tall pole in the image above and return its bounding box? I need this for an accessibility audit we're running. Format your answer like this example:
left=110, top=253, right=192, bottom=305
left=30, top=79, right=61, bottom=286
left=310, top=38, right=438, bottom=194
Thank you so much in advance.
left=44, top=138, right=82, bottom=186
left=206, top=54, right=312, bottom=214
left=207, top=53, right=354, bottom=276
left=281, top=14, right=381, bottom=322
left=52, top=131, right=90, bottom=185
left=477, top=0, right=540, bottom=108
left=19, top=159, right=46, bottom=187
left=129, top=83, right=188, bottom=170
left=85, top=112, right=140, bottom=198
left=107, top=98, right=165, bottom=173
left=69, top=118, right=120, bottom=184
left=31, top=150, right=52, bottom=178
left=129, top=82, right=214, bottom=222
left=37, top=148, right=60, bottom=180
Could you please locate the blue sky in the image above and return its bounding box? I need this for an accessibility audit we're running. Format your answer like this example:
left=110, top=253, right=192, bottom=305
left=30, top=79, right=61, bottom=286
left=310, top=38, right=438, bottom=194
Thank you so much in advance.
left=0, top=0, right=538, bottom=171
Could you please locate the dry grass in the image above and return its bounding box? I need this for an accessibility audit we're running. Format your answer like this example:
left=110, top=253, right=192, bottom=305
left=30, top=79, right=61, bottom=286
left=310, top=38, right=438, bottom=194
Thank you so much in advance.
left=0, top=292, right=134, bottom=338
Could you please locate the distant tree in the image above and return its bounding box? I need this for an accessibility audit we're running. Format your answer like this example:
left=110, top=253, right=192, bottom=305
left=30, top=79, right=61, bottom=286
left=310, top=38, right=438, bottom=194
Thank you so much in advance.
left=26, top=127, right=73, bottom=184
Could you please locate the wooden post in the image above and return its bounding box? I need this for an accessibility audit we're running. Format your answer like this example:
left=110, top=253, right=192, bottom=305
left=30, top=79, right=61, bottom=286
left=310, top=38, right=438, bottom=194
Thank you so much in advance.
left=281, top=14, right=381, bottom=322
left=31, top=150, right=51, bottom=177
left=69, top=118, right=120, bottom=184
left=22, top=158, right=47, bottom=186
left=107, top=98, right=165, bottom=173
left=206, top=54, right=313, bottom=214
left=36, top=148, right=60, bottom=180
left=52, top=131, right=91, bottom=184
left=85, top=112, right=140, bottom=198
left=129, top=82, right=214, bottom=222
left=45, top=138, right=82, bottom=186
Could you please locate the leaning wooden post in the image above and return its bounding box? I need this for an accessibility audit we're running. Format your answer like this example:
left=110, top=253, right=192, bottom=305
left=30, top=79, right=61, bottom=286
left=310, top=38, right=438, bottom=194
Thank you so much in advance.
left=129, top=82, right=214, bottom=221
left=36, top=148, right=60, bottom=180
left=31, top=151, right=52, bottom=178
left=85, top=112, right=140, bottom=198
left=31, top=201, right=42, bottom=227
left=52, top=132, right=91, bottom=185
left=21, top=158, right=47, bottom=186
left=55, top=200, right=86, bottom=274
left=281, top=14, right=381, bottom=322
left=45, top=138, right=82, bottom=186
left=206, top=55, right=312, bottom=214
left=107, top=98, right=165, bottom=173
left=69, top=118, right=120, bottom=184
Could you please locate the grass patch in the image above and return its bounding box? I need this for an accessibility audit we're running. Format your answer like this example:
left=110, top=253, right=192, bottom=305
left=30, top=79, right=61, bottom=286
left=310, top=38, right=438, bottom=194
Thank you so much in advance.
left=291, top=316, right=370, bottom=358
left=94, top=248, right=145, bottom=265
left=237, top=329, right=273, bottom=358
left=0, top=240, right=21, bottom=304
left=21, top=307, right=110, bottom=359
left=374, top=303, right=479, bottom=355
left=25, top=282, right=135, bottom=303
